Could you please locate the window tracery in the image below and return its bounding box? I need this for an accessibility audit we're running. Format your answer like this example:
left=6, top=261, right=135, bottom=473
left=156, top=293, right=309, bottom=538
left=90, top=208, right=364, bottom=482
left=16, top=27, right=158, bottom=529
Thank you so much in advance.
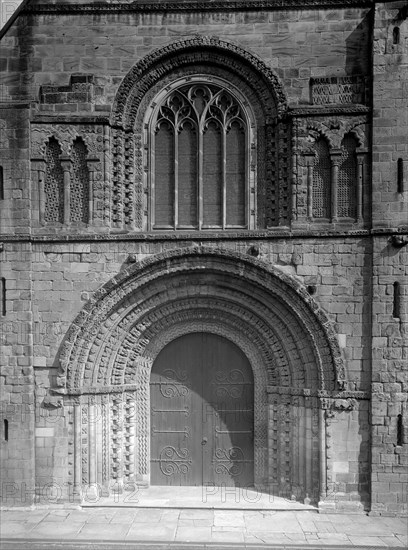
left=151, top=82, right=250, bottom=230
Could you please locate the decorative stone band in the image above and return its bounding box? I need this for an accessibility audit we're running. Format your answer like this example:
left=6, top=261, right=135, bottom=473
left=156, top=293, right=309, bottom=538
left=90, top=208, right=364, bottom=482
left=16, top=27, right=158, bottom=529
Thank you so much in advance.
left=112, top=35, right=288, bottom=127
left=53, top=384, right=370, bottom=399
left=24, top=0, right=374, bottom=15
left=267, top=386, right=370, bottom=400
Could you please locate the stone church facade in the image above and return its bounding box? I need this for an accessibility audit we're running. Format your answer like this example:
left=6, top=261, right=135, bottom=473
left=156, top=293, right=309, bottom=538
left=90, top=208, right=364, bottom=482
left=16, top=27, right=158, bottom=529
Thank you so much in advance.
left=0, top=0, right=407, bottom=516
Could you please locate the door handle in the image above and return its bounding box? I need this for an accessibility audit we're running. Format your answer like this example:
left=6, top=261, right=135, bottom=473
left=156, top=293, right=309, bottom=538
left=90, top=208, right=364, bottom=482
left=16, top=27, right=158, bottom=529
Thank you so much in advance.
left=201, top=437, right=208, bottom=445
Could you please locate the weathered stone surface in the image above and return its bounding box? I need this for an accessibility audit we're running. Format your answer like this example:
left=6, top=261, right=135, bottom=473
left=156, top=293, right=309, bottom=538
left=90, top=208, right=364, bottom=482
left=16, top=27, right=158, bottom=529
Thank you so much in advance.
left=0, top=0, right=406, bottom=517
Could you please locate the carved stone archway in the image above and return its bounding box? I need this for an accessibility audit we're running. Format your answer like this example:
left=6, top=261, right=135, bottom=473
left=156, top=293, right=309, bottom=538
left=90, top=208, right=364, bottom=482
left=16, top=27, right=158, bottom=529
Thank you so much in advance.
left=109, top=36, right=291, bottom=230
left=56, top=248, right=345, bottom=503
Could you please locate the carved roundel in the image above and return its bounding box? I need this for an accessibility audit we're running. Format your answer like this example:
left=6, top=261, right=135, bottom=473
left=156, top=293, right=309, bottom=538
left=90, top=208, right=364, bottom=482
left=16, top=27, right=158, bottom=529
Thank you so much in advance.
left=58, top=247, right=345, bottom=394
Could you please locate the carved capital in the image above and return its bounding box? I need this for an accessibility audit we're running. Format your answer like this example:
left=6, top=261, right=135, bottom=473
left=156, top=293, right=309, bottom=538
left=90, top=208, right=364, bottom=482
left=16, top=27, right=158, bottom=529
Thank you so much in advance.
left=31, top=159, right=46, bottom=172
left=329, top=149, right=343, bottom=165
left=60, top=157, right=73, bottom=172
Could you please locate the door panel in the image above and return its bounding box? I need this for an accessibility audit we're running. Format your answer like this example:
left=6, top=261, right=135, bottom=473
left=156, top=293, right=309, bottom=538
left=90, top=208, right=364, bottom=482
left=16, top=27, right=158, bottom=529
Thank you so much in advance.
left=150, top=333, right=254, bottom=486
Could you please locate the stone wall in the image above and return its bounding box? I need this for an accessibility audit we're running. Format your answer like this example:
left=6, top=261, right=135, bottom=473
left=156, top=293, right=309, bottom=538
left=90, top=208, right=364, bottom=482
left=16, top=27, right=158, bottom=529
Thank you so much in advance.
left=0, top=0, right=407, bottom=515
left=370, top=1, right=408, bottom=516
left=372, top=0, right=408, bottom=229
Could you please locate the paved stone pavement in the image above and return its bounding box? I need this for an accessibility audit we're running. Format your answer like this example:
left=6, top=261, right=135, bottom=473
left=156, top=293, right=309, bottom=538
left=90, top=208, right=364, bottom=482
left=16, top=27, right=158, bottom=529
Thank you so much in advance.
left=0, top=507, right=407, bottom=549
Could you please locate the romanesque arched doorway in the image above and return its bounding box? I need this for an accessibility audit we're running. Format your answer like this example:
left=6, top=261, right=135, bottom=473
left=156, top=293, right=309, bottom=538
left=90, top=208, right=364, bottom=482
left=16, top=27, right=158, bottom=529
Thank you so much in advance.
left=150, top=333, right=254, bottom=487
left=56, top=247, right=345, bottom=505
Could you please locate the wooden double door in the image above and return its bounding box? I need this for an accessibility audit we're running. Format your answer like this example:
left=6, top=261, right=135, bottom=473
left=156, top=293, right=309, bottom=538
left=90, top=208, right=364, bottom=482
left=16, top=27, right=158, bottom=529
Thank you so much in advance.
left=150, top=333, right=254, bottom=486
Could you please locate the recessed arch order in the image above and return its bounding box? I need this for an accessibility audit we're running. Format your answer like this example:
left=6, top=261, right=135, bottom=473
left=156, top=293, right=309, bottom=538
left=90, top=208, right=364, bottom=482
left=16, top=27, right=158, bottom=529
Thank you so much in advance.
left=57, top=247, right=345, bottom=496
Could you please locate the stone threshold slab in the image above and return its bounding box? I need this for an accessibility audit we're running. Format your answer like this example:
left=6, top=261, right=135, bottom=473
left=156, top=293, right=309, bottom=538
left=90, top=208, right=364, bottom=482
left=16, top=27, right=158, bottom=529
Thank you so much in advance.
left=81, top=486, right=317, bottom=512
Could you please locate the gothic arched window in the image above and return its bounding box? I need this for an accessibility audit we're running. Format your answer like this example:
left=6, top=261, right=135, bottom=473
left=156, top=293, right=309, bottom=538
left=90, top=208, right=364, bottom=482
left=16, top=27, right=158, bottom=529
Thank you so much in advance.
left=151, top=82, right=250, bottom=230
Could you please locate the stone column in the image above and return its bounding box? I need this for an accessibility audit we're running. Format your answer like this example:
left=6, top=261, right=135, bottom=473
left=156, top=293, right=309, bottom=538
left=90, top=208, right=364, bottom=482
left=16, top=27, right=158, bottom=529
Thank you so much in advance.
left=73, top=402, right=82, bottom=499
left=329, top=150, right=342, bottom=223
left=86, top=158, right=98, bottom=224
left=88, top=401, right=98, bottom=498
left=60, top=157, right=72, bottom=225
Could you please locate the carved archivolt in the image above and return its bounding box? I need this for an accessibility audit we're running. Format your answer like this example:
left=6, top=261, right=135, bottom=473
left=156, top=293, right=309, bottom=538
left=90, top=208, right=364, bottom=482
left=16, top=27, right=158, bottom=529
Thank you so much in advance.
left=58, top=247, right=345, bottom=392
left=57, top=247, right=347, bottom=497
left=112, top=35, right=288, bottom=129
left=110, top=36, right=290, bottom=230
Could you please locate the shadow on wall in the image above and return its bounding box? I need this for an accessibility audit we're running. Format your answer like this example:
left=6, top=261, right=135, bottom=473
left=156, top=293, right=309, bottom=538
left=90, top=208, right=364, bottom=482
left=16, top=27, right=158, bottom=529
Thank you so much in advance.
left=345, top=13, right=372, bottom=76
left=358, top=403, right=371, bottom=511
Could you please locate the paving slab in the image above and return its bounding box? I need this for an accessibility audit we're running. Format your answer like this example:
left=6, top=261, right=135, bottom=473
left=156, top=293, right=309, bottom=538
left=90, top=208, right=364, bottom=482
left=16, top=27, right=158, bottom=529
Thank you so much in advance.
left=75, top=522, right=130, bottom=540
left=133, top=508, right=163, bottom=523
left=0, top=522, right=36, bottom=537
left=174, top=526, right=213, bottom=541
left=1, top=503, right=407, bottom=549
left=126, top=522, right=177, bottom=541
left=210, top=530, right=245, bottom=542
left=378, top=536, right=406, bottom=547
left=29, top=521, right=84, bottom=538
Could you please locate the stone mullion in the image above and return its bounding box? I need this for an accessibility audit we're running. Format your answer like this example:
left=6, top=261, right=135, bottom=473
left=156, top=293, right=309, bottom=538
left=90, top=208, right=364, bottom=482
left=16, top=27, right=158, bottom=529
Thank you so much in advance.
left=174, top=130, right=179, bottom=229
left=222, top=125, right=227, bottom=229
left=198, top=124, right=204, bottom=231
left=329, top=150, right=342, bottom=223
left=60, top=157, right=72, bottom=225
left=86, top=158, right=98, bottom=223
